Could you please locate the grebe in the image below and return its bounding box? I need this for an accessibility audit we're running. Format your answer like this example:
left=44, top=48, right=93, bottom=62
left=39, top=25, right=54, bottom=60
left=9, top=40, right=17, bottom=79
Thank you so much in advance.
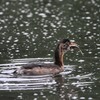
left=15, top=39, right=79, bottom=75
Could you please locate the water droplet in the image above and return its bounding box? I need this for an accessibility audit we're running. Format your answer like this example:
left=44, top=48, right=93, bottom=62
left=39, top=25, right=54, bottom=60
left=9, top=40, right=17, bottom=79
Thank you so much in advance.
left=38, top=13, right=47, bottom=18
left=78, top=60, right=85, bottom=63
left=72, top=96, right=78, bottom=100
left=0, top=12, right=3, bottom=15
left=88, top=97, right=93, bottom=100
left=34, top=93, right=38, bottom=96
left=14, top=39, right=18, bottom=43
left=27, top=12, right=33, bottom=17
left=43, top=32, right=48, bottom=36
left=50, top=23, right=56, bottom=28
left=80, top=97, right=85, bottom=99
left=86, top=17, right=91, bottom=19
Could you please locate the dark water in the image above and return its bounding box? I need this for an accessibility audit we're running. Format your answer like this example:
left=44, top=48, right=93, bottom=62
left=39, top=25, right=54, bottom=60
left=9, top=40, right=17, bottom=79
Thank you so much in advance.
left=0, top=0, right=100, bottom=100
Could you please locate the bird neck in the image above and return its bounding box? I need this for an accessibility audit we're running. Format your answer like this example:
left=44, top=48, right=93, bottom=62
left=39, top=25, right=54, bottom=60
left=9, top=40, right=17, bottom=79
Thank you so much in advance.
left=54, top=44, right=64, bottom=68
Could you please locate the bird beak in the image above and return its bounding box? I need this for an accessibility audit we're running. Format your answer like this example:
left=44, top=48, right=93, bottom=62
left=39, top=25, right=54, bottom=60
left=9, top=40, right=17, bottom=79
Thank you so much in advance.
left=69, top=42, right=78, bottom=49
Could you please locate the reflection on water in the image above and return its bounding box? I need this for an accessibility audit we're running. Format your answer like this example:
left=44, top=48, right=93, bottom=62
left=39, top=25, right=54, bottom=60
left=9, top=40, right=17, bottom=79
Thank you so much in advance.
left=0, top=75, right=56, bottom=90
left=0, top=58, right=72, bottom=90
left=0, top=58, right=97, bottom=100
left=0, top=58, right=55, bottom=90
left=0, top=0, right=100, bottom=100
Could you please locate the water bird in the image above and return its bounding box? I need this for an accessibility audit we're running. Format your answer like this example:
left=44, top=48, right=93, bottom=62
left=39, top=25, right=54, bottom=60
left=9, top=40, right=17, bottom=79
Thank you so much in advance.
left=14, top=39, right=81, bottom=75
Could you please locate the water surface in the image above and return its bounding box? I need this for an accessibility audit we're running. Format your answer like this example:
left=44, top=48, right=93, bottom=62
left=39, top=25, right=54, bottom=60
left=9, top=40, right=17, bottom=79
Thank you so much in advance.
left=0, top=0, right=100, bottom=100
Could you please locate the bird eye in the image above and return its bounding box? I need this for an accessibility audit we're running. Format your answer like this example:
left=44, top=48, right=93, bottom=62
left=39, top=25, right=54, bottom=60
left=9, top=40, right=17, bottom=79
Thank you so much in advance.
left=63, top=44, right=66, bottom=47
left=63, top=44, right=67, bottom=49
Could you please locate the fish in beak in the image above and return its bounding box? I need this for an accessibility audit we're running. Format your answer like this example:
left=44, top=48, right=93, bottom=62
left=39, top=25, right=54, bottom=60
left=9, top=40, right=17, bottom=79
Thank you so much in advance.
left=69, top=42, right=84, bottom=55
